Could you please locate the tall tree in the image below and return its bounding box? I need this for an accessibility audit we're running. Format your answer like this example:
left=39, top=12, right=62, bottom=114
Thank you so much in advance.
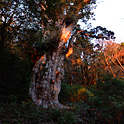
left=1, top=0, right=96, bottom=108
left=28, top=0, right=96, bottom=109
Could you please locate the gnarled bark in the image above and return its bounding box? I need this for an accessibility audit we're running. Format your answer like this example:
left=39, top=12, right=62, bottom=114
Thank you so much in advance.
left=29, top=23, right=74, bottom=109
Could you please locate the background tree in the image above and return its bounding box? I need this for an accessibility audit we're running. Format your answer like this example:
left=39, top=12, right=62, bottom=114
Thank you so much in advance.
left=64, top=26, right=116, bottom=86
left=97, top=41, right=124, bottom=78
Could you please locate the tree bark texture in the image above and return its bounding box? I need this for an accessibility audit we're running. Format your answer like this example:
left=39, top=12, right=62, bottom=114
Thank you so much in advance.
left=29, top=23, right=74, bottom=109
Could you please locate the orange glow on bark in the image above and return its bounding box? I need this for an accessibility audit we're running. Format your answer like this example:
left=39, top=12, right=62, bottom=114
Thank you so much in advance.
left=40, top=55, right=46, bottom=64
left=40, top=4, right=46, bottom=10
left=29, top=18, right=32, bottom=21
left=84, top=0, right=90, bottom=4
left=85, top=33, right=89, bottom=36
left=56, top=71, right=59, bottom=75
left=40, top=56, right=45, bottom=61
left=66, top=47, right=73, bottom=58
left=60, top=28, right=71, bottom=43
left=56, top=71, right=59, bottom=77
left=52, top=80, right=55, bottom=83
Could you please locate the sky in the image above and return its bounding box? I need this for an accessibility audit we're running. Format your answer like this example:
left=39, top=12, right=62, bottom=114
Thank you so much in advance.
left=88, top=0, right=124, bottom=43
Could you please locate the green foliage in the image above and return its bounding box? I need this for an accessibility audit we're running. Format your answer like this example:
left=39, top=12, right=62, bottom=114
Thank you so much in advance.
left=59, top=82, right=94, bottom=103
left=49, top=109, right=76, bottom=124
left=50, top=109, right=62, bottom=121
left=63, top=111, right=76, bottom=124
left=85, top=77, right=124, bottom=123
left=60, top=77, right=124, bottom=123
left=76, top=101, right=95, bottom=124
left=0, top=100, right=45, bottom=124
left=0, top=100, right=76, bottom=124
left=88, top=77, right=124, bottom=109
left=59, top=83, right=82, bottom=103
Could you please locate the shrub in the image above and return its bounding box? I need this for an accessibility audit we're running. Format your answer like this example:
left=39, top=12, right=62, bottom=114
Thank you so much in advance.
left=63, top=111, right=76, bottom=124
left=59, top=83, right=93, bottom=103
left=87, top=77, right=124, bottom=123
left=59, top=83, right=80, bottom=103
left=73, top=77, right=124, bottom=124
left=50, top=109, right=62, bottom=121
left=49, top=109, right=76, bottom=124
left=59, top=83, right=87, bottom=103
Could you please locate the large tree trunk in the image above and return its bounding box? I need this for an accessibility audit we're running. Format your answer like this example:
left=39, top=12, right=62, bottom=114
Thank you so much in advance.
left=29, top=23, right=74, bottom=109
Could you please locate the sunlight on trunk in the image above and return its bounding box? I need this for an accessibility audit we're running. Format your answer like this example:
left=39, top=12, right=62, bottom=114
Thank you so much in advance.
left=84, top=0, right=90, bottom=4
left=66, top=47, right=73, bottom=58
left=60, top=28, right=71, bottom=43
left=29, top=24, right=74, bottom=109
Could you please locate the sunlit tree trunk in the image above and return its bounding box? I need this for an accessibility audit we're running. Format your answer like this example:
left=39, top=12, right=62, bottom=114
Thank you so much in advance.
left=29, top=23, right=74, bottom=109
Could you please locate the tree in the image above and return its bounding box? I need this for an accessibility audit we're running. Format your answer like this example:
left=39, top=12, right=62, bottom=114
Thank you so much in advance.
left=64, top=26, right=116, bottom=86
left=28, top=0, right=96, bottom=109
left=0, top=0, right=42, bottom=52
left=103, top=41, right=124, bottom=78
left=0, top=0, right=96, bottom=108
left=64, top=35, right=96, bottom=86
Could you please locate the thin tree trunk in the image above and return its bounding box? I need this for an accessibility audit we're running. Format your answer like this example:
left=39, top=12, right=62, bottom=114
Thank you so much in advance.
left=29, top=23, right=74, bottom=109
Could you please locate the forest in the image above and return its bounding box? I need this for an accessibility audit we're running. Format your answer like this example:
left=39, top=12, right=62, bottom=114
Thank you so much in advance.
left=0, top=0, right=124, bottom=124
